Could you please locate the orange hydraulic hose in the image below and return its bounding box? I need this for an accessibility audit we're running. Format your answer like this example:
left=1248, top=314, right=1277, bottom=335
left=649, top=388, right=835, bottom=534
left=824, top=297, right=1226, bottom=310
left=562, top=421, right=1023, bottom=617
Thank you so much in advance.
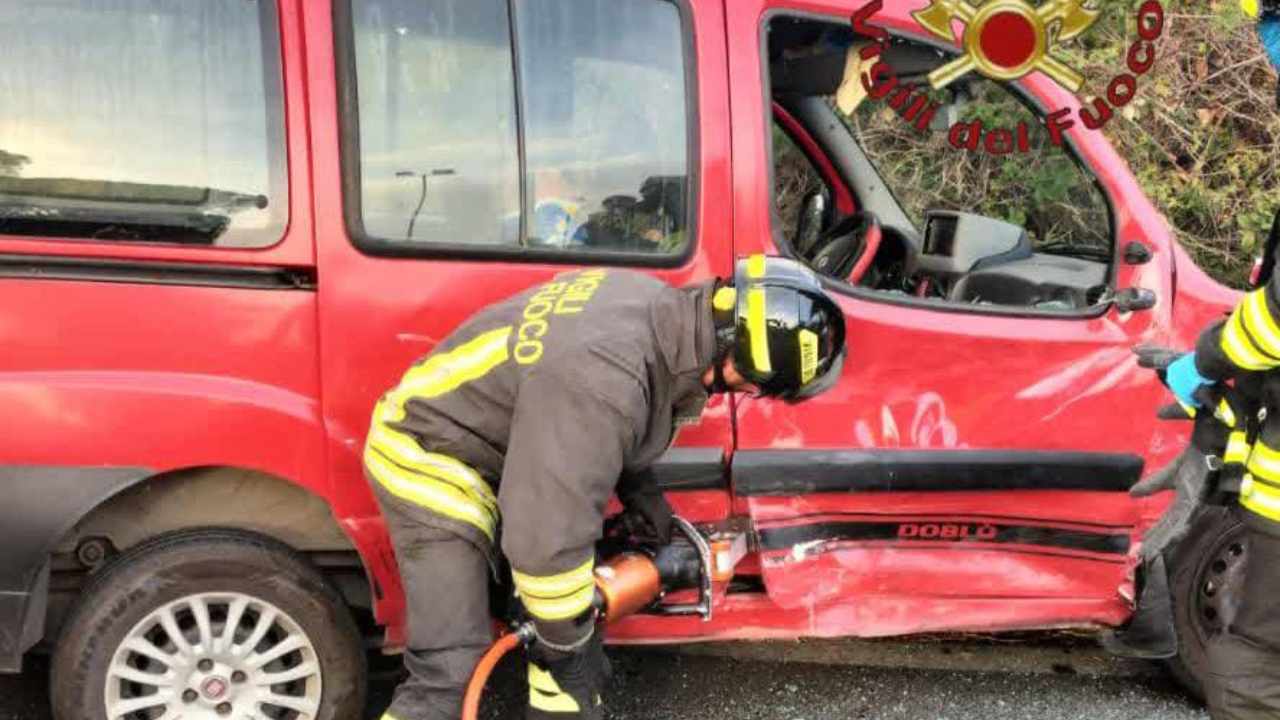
left=461, top=632, right=524, bottom=720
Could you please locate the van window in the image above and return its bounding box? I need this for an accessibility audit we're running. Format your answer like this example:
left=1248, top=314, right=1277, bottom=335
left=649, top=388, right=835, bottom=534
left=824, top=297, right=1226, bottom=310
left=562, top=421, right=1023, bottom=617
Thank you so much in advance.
left=345, top=0, right=691, bottom=258
left=0, top=0, right=287, bottom=248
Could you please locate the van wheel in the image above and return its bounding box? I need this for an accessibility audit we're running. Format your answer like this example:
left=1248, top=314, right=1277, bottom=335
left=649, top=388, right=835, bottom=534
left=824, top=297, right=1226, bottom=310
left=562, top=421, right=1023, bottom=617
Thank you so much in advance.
left=1166, top=506, right=1248, bottom=700
left=51, top=529, right=366, bottom=720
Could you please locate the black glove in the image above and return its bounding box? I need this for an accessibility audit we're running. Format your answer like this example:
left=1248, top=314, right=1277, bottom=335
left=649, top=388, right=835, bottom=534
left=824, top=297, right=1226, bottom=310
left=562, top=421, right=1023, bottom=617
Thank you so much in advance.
left=617, top=482, right=674, bottom=546
left=527, top=629, right=612, bottom=719
left=1131, top=346, right=1257, bottom=561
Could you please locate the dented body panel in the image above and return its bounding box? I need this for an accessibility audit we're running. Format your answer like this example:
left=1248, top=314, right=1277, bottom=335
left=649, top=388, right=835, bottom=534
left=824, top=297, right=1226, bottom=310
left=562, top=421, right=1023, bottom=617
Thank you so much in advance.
left=0, top=0, right=1242, bottom=668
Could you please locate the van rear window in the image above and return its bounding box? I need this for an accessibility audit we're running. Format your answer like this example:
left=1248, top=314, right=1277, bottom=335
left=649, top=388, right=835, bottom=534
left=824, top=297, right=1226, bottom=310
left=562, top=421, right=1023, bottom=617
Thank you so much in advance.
left=0, top=0, right=287, bottom=248
left=343, top=0, right=692, bottom=260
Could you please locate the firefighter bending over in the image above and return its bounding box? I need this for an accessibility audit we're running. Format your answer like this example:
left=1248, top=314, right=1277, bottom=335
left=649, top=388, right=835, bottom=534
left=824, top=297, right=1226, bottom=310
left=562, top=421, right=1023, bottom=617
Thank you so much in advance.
left=365, top=255, right=846, bottom=720
left=1157, top=217, right=1280, bottom=719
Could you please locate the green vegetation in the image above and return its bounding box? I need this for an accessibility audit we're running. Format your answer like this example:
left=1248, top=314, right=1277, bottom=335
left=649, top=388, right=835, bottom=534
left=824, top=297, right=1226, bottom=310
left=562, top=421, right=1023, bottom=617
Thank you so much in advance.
left=778, top=1, right=1279, bottom=288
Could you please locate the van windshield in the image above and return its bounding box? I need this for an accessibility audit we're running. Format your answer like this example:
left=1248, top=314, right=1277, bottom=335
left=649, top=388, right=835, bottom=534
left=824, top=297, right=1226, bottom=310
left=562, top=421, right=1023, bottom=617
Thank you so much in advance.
left=0, top=0, right=287, bottom=247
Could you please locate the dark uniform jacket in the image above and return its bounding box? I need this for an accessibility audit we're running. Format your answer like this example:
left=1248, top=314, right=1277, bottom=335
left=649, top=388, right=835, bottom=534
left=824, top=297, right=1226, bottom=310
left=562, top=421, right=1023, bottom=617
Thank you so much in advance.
left=364, top=268, right=716, bottom=641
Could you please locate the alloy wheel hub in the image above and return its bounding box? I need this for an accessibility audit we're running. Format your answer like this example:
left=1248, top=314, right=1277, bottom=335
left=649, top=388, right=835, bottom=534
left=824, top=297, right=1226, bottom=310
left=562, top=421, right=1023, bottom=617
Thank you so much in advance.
left=105, top=592, right=323, bottom=719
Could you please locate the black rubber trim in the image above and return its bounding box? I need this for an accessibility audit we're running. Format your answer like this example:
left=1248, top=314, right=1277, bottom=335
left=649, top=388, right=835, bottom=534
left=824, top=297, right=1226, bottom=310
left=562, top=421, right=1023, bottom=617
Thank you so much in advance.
left=0, top=465, right=152, bottom=672
left=648, top=447, right=726, bottom=491
left=757, top=519, right=1131, bottom=556
left=733, top=449, right=1144, bottom=496
left=0, top=254, right=316, bottom=290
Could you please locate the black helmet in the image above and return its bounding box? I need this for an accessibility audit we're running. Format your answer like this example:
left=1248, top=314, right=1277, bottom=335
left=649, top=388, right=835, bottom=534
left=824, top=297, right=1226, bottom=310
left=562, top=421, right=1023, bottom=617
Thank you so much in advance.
left=712, top=254, right=846, bottom=402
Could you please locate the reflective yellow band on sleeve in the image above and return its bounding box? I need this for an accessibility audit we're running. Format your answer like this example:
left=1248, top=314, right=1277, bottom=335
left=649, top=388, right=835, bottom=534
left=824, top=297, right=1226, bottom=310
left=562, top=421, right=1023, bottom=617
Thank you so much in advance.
left=1221, top=305, right=1277, bottom=371
left=364, top=448, right=497, bottom=540
left=1226, top=431, right=1252, bottom=466
left=1241, top=290, right=1280, bottom=358
left=746, top=287, right=772, bottom=374
left=1249, top=442, right=1280, bottom=483
left=529, top=664, right=582, bottom=713
left=747, top=253, right=767, bottom=279
left=513, top=557, right=596, bottom=621
left=1241, top=475, right=1280, bottom=522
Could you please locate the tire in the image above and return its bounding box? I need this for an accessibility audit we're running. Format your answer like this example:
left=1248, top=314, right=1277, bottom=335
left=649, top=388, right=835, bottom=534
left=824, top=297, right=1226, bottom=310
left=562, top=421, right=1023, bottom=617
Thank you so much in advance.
left=1166, top=505, right=1249, bottom=701
left=51, top=528, right=367, bottom=720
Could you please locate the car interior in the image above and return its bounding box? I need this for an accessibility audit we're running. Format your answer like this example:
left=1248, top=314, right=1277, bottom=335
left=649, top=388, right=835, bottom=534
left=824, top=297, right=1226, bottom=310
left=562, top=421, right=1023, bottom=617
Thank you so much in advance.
left=767, top=17, right=1115, bottom=312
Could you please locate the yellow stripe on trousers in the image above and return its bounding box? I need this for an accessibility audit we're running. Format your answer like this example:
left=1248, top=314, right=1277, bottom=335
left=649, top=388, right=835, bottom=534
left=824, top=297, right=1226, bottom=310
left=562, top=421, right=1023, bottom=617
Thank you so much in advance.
left=529, top=664, right=582, bottom=713
left=513, top=557, right=596, bottom=621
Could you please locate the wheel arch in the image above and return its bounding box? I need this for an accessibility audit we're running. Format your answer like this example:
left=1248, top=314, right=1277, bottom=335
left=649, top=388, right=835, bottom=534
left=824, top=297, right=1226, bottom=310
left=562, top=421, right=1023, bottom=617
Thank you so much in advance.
left=26, top=466, right=375, bottom=669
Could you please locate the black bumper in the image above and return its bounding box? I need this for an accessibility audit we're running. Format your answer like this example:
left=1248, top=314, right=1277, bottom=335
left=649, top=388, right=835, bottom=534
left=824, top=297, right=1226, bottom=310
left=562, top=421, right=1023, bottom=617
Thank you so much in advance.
left=0, top=466, right=149, bottom=672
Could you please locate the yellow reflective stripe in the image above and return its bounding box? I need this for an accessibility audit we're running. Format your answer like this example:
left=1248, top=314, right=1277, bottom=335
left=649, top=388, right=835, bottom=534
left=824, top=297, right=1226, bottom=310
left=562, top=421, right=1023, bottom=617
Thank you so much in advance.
left=1241, top=290, right=1280, bottom=358
left=713, top=286, right=737, bottom=312
left=1221, top=305, right=1275, bottom=371
left=379, top=714, right=402, bottom=720
left=1215, top=399, right=1238, bottom=428
left=1249, top=442, right=1280, bottom=482
left=1243, top=0, right=1261, bottom=18
left=746, top=287, right=772, bottom=374
left=520, top=584, right=596, bottom=621
left=1241, top=476, right=1280, bottom=522
left=367, top=423, right=497, bottom=507
left=747, top=253, right=767, bottom=279
left=387, top=327, right=512, bottom=416
left=1226, top=431, right=1252, bottom=465
left=797, top=329, right=818, bottom=384
left=529, top=665, right=581, bottom=713
left=512, top=558, right=594, bottom=597
left=365, top=449, right=496, bottom=540
left=513, top=557, right=596, bottom=621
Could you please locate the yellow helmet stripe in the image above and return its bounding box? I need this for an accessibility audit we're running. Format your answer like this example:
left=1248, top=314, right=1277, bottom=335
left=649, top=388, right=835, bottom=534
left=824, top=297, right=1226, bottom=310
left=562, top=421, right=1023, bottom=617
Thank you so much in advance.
left=747, top=253, right=767, bottom=279
left=746, top=286, right=772, bottom=374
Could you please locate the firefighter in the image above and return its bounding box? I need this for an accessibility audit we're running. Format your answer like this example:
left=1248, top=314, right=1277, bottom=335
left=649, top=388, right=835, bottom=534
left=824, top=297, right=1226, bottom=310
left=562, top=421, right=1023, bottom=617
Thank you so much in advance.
left=1242, top=0, right=1280, bottom=105
left=366, top=255, right=846, bottom=720
left=1155, top=216, right=1280, bottom=718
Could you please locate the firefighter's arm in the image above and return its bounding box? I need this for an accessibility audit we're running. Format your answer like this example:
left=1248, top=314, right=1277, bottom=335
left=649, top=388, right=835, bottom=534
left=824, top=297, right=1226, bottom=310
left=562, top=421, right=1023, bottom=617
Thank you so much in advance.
left=1196, top=275, right=1280, bottom=380
left=498, top=354, right=648, bottom=649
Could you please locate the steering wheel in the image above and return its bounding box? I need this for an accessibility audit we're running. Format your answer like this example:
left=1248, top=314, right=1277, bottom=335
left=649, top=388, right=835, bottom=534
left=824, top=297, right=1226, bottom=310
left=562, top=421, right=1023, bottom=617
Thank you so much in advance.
left=808, top=211, right=883, bottom=286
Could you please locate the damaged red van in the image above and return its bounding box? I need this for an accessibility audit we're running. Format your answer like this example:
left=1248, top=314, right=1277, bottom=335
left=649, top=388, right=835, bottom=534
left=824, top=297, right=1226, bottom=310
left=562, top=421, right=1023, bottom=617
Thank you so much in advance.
left=0, top=0, right=1241, bottom=717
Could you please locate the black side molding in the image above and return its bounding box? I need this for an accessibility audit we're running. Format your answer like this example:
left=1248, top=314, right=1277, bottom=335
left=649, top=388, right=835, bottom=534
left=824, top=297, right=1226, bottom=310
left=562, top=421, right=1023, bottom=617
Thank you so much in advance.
left=0, top=465, right=152, bottom=672
left=733, top=449, right=1144, bottom=496
left=643, top=447, right=726, bottom=492
left=0, top=254, right=316, bottom=291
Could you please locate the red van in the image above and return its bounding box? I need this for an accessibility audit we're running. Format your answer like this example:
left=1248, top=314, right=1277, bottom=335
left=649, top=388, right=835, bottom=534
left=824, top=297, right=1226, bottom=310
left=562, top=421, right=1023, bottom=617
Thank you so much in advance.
left=0, top=0, right=1241, bottom=717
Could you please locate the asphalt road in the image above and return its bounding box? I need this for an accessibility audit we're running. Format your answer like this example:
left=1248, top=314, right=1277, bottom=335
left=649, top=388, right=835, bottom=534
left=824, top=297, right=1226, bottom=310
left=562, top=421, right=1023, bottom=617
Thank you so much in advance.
left=2, top=645, right=1208, bottom=720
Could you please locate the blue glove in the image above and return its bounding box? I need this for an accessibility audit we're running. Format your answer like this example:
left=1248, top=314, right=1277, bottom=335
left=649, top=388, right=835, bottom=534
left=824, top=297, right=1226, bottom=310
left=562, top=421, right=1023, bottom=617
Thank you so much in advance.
left=1165, top=353, right=1212, bottom=409
left=1260, top=16, right=1280, bottom=72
